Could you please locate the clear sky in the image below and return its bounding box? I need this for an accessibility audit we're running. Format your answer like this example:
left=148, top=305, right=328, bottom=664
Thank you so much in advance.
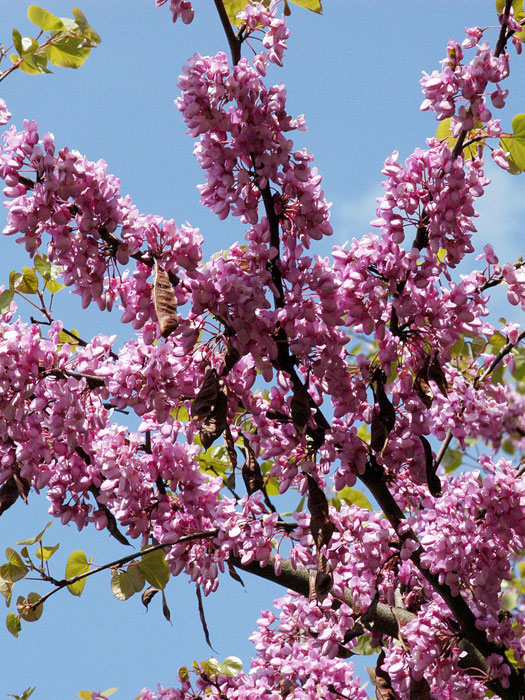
left=1, top=2, right=524, bottom=698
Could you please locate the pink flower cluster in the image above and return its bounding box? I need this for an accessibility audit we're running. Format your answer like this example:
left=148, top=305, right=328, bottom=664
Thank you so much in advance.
left=155, top=0, right=194, bottom=24
left=1, top=4, right=525, bottom=700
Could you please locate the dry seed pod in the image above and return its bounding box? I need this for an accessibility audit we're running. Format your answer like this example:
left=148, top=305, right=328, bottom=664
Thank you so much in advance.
left=152, top=261, right=178, bottom=338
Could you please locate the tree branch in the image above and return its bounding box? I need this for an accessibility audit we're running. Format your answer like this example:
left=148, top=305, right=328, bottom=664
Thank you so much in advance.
left=31, top=529, right=219, bottom=610
left=213, top=0, right=242, bottom=66
left=232, top=554, right=513, bottom=699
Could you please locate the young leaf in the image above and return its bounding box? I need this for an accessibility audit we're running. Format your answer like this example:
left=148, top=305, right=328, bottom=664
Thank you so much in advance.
left=12, top=29, right=23, bottom=56
left=335, top=487, right=373, bottom=511
left=152, top=262, right=178, bottom=338
left=7, top=687, right=36, bottom=700
left=110, top=571, right=136, bottom=601
left=221, top=656, right=243, bottom=677
left=1, top=549, right=29, bottom=583
left=14, top=267, right=39, bottom=294
left=289, top=0, right=323, bottom=12
left=0, top=289, right=15, bottom=314
left=34, top=543, right=60, bottom=561
left=6, top=611, right=21, bottom=637
left=126, top=562, right=145, bottom=592
left=27, top=5, right=66, bottom=31
left=500, top=113, right=525, bottom=171
left=221, top=0, right=247, bottom=25
left=140, top=549, right=170, bottom=590
left=45, top=37, right=91, bottom=69
left=16, top=593, right=43, bottom=622
left=0, top=576, right=14, bottom=606
left=15, top=521, right=53, bottom=546
left=65, top=550, right=90, bottom=596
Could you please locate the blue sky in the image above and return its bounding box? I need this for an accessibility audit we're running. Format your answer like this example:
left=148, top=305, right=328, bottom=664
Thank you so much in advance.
left=1, top=2, right=524, bottom=698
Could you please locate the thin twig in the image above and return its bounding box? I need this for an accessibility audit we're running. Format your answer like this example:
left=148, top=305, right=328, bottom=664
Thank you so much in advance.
left=31, top=529, right=219, bottom=610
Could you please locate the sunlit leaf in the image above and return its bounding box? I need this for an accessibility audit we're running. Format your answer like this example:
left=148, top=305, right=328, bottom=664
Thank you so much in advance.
left=65, top=550, right=90, bottom=596
left=289, top=0, right=322, bottom=12
left=1, top=549, right=29, bottom=583
left=16, top=522, right=53, bottom=546
left=221, top=656, right=243, bottom=677
left=500, top=113, right=525, bottom=172
left=140, top=549, right=170, bottom=590
left=6, top=612, right=21, bottom=637
left=34, top=543, right=60, bottom=561
left=336, top=487, right=373, bottom=511
left=45, top=36, right=91, bottom=69
left=27, top=5, right=66, bottom=31
left=111, top=571, right=136, bottom=601
left=0, top=289, right=14, bottom=314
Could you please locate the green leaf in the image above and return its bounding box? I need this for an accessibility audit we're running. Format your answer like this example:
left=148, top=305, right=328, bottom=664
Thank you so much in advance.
left=352, top=634, right=380, bottom=655
left=34, top=543, right=60, bottom=561
left=289, top=0, right=323, bottom=13
left=16, top=592, right=43, bottom=622
left=0, top=289, right=15, bottom=314
left=443, top=448, right=463, bottom=474
left=140, top=549, right=170, bottom=590
left=14, top=267, right=39, bottom=294
left=265, top=476, right=279, bottom=496
left=12, top=29, right=23, bottom=55
left=170, top=405, right=190, bottom=422
left=45, top=36, right=91, bottom=69
left=436, top=117, right=483, bottom=159
left=65, top=550, right=90, bottom=596
left=501, top=113, right=525, bottom=173
left=336, top=487, right=373, bottom=511
left=110, top=570, right=137, bottom=601
left=201, top=657, right=220, bottom=677
left=221, top=0, right=247, bottom=25
left=496, top=0, right=524, bottom=19
left=21, top=37, right=39, bottom=55
left=221, top=656, right=243, bottom=677
left=45, top=279, right=66, bottom=293
left=0, top=549, right=29, bottom=583
left=178, top=666, right=190, bottom=683
left=0, top=576, right=14, bottom=606
left=6, top=612, right=21, bottom=637
left=101, top=690, right=118, bottom=699
left=78, top=693, right=93, bottom=700
left=8, top=687, right=36, bottom=700
left=16, top=53, right=51, bottom=75
left=16, top=521, right=53, bottom=546
left=27, top=6, right=66, bottom=31
left=34, top=255, right=52, bottom=278
left=126, top=562, right=145, bottom=592
left=72, top=8, right=102, bottom=45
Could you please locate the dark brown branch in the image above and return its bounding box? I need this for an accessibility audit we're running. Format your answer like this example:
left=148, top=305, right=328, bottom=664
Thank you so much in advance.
left=232, top=554, right=507, bottom=697
left=495, top=0, right=515, bottom=57
left=359, top=461, right=523, bottom=699
left=213, top=0, right=242, bottom=65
